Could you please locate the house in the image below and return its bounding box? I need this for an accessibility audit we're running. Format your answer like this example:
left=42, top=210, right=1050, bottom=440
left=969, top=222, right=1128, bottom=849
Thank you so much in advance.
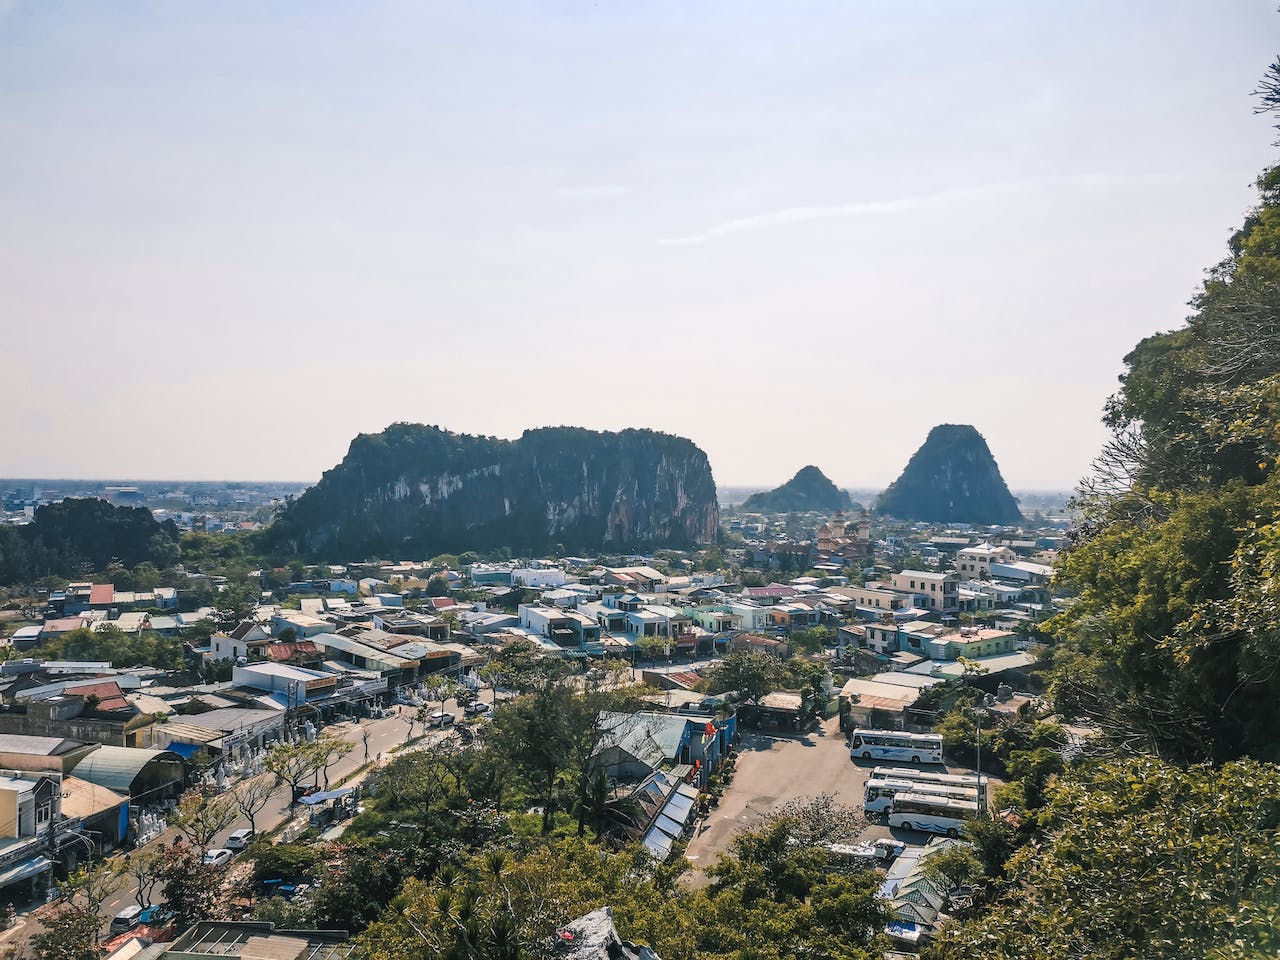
left=0, top=771, right=62, bottom=897
left=0, top=682, right=158, bottom=747
left=232, top=663, right=338, bottom=705
left=834, top=585, right=915, bottom=616
left=68, top=745, right=187, bottom=805
left=602, top=566, right=667, bottom=592
left=161, top=921, right=353, bottom=960
left=953, top=543, right=1016, bottom=580
left=60, top=775, right=130, bottom=853
left=270, top=612, right=330, bottom=639
left=729, top=633, right=792, bottom=658
left=510, top=566, right=568, bottom=589
left=990, top=560, right=1054, bottom=585
left=607, top=770, right=700, bottom=864
left=518, top=605, right=603, bottom=653
left=839, top=673, right=942, bottom=729
left=590, top=710, right=732, bottom=788
left=769, top=602, right=821, bottom=629
left=743, top=583, right=800, bottom=605
left=880, top=838, right=970, bottom=946
left=889, top=571, right=959, bottom=615
left=923, top=627, right=1017, bottom=662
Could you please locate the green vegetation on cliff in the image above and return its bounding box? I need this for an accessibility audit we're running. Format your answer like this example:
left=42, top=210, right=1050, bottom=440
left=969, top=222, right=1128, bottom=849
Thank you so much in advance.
left=0, top=498, right=180, bottom=586
left=876, top=424, right=1022, bottom=524
left=267, top=423, right=720, bottom=558
left=740, top=465, right=852, bottom=513
left=929, top=81, right=1280, bottom=959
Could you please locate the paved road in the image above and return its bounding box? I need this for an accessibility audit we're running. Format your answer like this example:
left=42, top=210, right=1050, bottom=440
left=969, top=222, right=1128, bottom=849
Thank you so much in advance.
left=3, top=689, right=503, bottom=949
left=683, top=717, right=989, bottom=884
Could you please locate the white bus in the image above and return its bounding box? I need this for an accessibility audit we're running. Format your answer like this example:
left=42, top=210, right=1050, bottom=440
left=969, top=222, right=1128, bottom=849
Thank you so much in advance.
left=863, top=777, right=980, bottom=815
left=887, top=791, right=981, bottom=837
left=849, top=729, right=943, bottom=764
left=869, top=765, right=990, bottom=795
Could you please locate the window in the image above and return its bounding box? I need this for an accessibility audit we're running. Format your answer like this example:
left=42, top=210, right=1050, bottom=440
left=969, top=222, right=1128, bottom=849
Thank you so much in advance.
left=36, top=804, right=51, bottom=828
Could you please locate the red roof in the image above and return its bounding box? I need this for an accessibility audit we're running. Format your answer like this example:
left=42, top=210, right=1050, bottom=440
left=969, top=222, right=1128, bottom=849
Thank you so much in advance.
left=89, top=584, right=115, bottom=606
left=70, top=681, right=130, bottom=713
left=429, top=597, right=457, bottom=609
left=266, top=641, right=319, bottom=661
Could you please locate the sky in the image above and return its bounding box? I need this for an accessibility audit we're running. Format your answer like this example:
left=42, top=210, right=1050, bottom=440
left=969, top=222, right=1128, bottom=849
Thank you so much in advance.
left=1, top=1, right=1277, bottom=490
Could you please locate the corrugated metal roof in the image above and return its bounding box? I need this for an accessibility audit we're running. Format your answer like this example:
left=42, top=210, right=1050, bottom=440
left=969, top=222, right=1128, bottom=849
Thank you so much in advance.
left=70, top=746, right=183, bottom=793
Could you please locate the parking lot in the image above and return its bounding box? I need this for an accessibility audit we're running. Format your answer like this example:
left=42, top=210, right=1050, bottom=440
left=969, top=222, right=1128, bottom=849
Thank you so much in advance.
left=682, top=716, right=986, bottom=884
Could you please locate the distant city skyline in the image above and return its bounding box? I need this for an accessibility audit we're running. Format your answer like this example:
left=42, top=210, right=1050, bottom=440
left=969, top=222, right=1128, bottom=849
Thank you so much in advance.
left=2, top=2, right=1276, bottom=488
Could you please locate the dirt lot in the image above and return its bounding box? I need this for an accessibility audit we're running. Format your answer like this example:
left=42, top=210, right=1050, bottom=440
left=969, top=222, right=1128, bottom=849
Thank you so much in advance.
left=682, top=717, right=988, bottom=884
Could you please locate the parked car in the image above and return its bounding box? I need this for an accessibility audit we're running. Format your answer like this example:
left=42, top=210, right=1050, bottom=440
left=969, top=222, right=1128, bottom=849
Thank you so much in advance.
left=225, top=828, right=255, bottom=850
left=429, top=711, right=455, bottom=727
left=203, top=848, right=233, bottom=868
left=110, top=905, right=146, bottom=935
left=138, top=904, right=175, bottom=927
left=464, top=701, right=489, bottom=715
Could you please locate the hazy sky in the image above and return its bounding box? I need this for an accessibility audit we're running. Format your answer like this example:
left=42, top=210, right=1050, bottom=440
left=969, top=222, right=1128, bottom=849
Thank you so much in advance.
left=2, top=2, right=1276, bottom=489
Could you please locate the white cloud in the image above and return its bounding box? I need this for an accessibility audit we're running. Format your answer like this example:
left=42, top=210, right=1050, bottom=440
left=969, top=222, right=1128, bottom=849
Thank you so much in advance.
left=658, top=174, right=1210, bottom=245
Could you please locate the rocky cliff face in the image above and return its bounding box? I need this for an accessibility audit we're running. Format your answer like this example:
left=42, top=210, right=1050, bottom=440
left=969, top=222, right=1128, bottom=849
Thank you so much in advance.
left=876, top=424, right=1022, bottom=524
left=268, top=424, right=719, bottom=557
left=740, top=465, right=852, bottom=513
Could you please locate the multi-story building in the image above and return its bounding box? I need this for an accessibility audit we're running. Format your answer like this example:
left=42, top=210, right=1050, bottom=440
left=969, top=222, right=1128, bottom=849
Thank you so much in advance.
left=889, top=570, right=959, bottom=615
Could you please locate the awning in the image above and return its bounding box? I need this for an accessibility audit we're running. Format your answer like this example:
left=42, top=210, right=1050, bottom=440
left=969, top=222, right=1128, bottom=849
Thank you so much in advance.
left=164, top=741, right=203, bottom=759
left=0, top=856, right=52, bottom=888
left=298, top=787, right=355, bottom=806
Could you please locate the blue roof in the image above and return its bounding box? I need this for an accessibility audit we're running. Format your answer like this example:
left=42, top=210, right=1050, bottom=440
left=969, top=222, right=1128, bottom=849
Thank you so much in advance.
left=165, top=741, right=203, bottom=759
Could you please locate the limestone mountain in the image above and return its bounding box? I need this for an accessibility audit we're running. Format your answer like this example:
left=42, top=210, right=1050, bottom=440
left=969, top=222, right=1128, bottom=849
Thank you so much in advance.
left=740, top=465, right=853, bottom=513
left=876, top=424, right=1022, bottom=524
left=267, top=423, right=719, bottom=557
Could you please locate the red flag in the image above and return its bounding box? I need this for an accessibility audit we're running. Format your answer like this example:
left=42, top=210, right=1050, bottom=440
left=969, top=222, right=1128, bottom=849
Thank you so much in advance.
left=704, top=720, right=715, bottom=737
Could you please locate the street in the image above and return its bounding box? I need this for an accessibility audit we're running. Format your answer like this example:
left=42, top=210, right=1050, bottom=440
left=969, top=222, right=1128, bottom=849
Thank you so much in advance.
left=1, top=689, right=498, bottom=951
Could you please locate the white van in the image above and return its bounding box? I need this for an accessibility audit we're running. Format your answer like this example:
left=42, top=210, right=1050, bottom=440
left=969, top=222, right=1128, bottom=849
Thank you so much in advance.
left=110, top=905, right=145, bottom=934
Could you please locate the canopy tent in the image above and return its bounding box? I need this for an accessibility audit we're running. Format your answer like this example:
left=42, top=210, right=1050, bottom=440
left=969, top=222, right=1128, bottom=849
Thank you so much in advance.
left=298, top=787, right=354, bottom=806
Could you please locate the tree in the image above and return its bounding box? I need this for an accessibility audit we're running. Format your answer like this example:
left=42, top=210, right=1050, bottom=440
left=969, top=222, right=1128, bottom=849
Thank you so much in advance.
left=705, top=651, right=780, bottom=703
left=171, top=788, right=238, bottom=851
left=235, top=775, right=276, bottom=835
left=31, top=906, right=101, bottom=960
left=312, top=731, right=354, bottom=789
left=157, top=841, right=228, bottom=932
left=31, top=865, right=120, bottom=960
left=927, top=758, right=1280, bottom=960
left=480, top=638, right=568, bottom=693
left=265, top=739, right=326, bottom=805
left=789, top=624, right=833, bottom=655
left=121, top=848, right=166, bottom=910
left=492, top=682, right=579, bottom=835
left=763, top=793, right=867, bottom=848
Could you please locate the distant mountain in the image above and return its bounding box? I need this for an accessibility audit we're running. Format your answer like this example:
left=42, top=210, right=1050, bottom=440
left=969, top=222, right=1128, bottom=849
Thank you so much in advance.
left=740, top=466, right=853, bottom=514
left=877, top=425, right=1022, bottom=524
left=267, top=423, right=719, bottom=557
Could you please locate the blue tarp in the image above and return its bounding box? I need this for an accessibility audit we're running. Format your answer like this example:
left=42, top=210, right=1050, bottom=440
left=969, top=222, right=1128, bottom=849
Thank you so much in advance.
left=298, top=787, right=355, bottom=806
left=165, top=741, right=203, bottom=759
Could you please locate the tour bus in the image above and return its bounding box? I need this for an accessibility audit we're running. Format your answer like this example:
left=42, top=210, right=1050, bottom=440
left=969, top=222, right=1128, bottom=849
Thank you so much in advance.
left=863, top=777, right=980, bottom=815
left=887, top=791, right=982, bottom=836
left=849, top=728, right=944, bottom=764
left=869, top=765, right=990, bottom=802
